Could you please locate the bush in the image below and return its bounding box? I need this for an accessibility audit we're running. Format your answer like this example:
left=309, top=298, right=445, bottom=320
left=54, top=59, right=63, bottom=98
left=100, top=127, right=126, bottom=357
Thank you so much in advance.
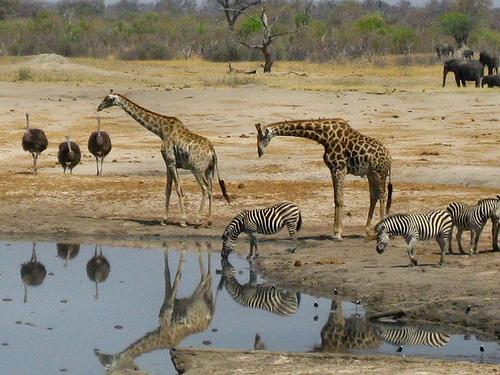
left=17, top=67, right=32, bottom=81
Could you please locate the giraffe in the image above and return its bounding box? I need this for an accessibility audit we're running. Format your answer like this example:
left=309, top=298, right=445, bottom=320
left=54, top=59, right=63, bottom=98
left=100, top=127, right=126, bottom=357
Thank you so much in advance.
left=256, top=119, right=392, bottom=240
left=96, top=90, right=230, bottom=227
left=95, top=247, right=214, bottom=372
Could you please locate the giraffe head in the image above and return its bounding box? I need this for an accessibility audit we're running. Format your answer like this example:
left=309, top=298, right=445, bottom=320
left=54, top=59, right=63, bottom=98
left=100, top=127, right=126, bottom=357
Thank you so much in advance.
left=255, top=123, right=272, bottom=157
left=97, top=89, right=120, bottom=112
left=375, top=222, right=389, bottom=254
left=94, top=349, right=139, bottom=373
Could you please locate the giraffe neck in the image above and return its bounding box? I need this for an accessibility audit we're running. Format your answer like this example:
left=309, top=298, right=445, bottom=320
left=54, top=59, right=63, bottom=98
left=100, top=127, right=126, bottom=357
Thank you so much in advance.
left=115, top=95, right=181, bottom=139
left=268, top=121, right=329, bottom=147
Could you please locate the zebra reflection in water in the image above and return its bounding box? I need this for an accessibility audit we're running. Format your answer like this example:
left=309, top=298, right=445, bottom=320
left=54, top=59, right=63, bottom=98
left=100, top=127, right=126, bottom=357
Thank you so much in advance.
left=218, top=257, right=300, bottom=316
left=317, top=298, right=450, bottom=352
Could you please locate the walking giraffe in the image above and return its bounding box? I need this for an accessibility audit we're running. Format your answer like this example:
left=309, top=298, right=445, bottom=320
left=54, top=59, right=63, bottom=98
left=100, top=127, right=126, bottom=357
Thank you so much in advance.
left=97, top=90, right=230, bottom=227
left=256, top=119, right=392, bottom=240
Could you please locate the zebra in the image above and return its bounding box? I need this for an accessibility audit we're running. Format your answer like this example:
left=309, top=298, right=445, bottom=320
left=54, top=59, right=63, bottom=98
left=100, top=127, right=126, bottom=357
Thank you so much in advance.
left=375, top=210, right=453, bottom=266
left=218, top=257, right=300, bottom=316
left=446, top=197, right=500, bottom=255
left=375, top=326, right=450, bottom=348
left=221, top=202, right=302, bottom=259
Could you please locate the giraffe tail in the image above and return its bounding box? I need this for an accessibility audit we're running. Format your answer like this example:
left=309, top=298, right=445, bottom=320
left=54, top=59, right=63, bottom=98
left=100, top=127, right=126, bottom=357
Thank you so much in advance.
left=212, top=151, right=231, bottom=205
left=386, top=167, right=393, bottom=215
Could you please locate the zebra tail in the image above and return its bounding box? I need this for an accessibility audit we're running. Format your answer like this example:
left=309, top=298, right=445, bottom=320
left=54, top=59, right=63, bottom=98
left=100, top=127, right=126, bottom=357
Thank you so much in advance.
left=297, top=210, right=303, bottom=232
left=386, top=168, right=393, bottom=215
left=213, top=151, right=231, bottom=205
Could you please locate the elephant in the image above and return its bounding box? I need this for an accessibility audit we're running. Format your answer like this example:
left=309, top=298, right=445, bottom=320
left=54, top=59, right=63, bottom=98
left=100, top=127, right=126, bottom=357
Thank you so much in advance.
left=462, top=49, right=474, bottom=60
left=479, top=50, right=499, bottom=75
left=442, top=59, right=483, bottom=88
left=481, top=74, right=500, bottom=88
left=435, top=44, right=454, bottom=59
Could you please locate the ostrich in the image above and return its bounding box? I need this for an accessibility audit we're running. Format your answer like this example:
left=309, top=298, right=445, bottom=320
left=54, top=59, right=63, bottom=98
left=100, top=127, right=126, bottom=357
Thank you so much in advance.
left=56, top=243, right=80, bottom=266
left=20, top=242, right=47, bottom=303
left=87, top=117, right=112, bottom=176
left=57, top=136, right=81, bottom=174
left=22, top=113, right=48, bottom=174
left=86, top=245, right=110, bottom=299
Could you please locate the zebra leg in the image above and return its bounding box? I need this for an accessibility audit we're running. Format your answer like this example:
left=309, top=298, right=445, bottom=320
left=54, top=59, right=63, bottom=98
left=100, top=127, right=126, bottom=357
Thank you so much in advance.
left=492, top=220, right=499, bottom=251
left=406, top=237, right=418, bottom=266
left=285, top=222, right=298, bottom=253
left=249, top=232, right=259, bottom=258
left=436, top=234, right=446, bottom=266
left=471, top=228, right=483, bottom=255
left=456, top=229, right=466, bottom=254
left=447, top=225, right=454, bottom=254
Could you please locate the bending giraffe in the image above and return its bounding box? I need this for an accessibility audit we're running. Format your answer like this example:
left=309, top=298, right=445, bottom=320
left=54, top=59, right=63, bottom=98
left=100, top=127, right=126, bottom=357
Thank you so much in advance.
left=95, top=248, right=214, bottom=372
left=256, top=119, right=392, bottom=240
left=97, top=90, right=230, bottom=227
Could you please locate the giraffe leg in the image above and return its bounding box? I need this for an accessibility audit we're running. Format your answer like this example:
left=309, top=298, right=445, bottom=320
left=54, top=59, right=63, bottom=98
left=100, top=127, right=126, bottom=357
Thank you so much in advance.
left=162, top=169, right=173, bottom=225
left=365, top=173, right=380, bottom=238
left=331, top=169, right=346, bottom=241
left=207, top=177, right=213, bottom=227
left=162, top=146, right=187, bottom=227
left=193, top=173, right=209, bottom=227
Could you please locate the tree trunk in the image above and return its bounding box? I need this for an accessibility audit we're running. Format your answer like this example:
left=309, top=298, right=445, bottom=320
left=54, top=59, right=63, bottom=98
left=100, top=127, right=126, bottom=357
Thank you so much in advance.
left=261, top=46, right=273, bottom=73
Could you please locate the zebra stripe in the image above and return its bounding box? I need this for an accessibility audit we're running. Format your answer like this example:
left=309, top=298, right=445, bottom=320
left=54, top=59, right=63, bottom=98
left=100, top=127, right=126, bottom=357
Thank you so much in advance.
left=375, top=210, right=453, bottom=265
left=222, top=202, right=302, bottom=258
left=376, top=327, right=450, bottom=348
left=220, top=259, right=300, bottom=316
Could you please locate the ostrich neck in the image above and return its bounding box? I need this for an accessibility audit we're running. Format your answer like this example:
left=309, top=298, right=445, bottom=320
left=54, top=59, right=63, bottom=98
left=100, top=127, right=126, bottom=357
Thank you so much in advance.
left=67, top=140, right=72, bottom=153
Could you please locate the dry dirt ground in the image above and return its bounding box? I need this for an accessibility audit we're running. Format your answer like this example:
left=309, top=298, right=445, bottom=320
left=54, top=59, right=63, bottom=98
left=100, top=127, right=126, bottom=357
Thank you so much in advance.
left=0, top=55, right=499, bottom=373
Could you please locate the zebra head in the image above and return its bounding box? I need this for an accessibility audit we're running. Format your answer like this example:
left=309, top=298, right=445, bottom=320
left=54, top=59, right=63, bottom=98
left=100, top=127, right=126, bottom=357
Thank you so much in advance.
left=375, top=223, right=390, bottom=254
left=221, top=213, right=245, bottom=258
left=255, top=123, right=272, bottom=157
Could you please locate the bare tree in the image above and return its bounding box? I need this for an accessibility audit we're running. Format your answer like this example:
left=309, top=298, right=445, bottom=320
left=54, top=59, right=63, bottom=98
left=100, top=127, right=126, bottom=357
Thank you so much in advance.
left=236, top=5, right=310, bottom=73
left=215, top=0, right=263, bottom=30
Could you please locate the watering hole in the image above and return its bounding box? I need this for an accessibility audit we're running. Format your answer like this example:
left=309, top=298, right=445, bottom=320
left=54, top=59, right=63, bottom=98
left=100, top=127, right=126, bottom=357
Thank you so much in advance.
left=0, top=240, right=499, bottom=374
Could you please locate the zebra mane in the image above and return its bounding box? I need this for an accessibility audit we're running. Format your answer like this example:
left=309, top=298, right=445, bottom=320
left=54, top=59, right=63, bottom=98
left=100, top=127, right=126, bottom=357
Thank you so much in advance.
left=223, top=211, right=247, bottom=239
left=376, top=213, right=407, bottom=230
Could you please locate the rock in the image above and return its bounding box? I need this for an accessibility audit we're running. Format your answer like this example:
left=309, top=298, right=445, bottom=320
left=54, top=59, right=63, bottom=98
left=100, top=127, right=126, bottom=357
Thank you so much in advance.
left=294, top=260, right=302, bottom=267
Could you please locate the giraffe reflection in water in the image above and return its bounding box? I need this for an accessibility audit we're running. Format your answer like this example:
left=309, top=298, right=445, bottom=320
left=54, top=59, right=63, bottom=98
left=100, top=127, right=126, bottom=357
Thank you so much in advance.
left=95, top=243, right=214, bottom=373
left=218, top=257, right=300, bottom=316
left=317, top=298, right=451, bottom=352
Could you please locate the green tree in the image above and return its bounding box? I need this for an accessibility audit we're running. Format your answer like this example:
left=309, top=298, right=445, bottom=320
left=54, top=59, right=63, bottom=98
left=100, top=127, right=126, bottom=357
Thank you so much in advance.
left=0, top=0, right=19, bottom=20
left=439, top=12, right=476, bottom=47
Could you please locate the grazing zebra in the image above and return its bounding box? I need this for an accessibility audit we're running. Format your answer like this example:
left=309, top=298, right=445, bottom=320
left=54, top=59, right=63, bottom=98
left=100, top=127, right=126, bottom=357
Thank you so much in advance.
left=375, top=210, right=453, bottom=266
left=375, top=326, right=450, bottom=348
left=446, top=197, right=500, bottom=254
left=218, top=257, right=300, bottom=316
left=221, top=202, right=302, bottom=259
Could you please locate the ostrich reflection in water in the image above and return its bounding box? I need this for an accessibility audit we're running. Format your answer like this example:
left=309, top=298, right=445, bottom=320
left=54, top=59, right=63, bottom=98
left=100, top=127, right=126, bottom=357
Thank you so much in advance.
left=56, top=243, right=80, bottom=266
left=86, top=245, right=110, bottom=299
left=20, top=242, right=47, bottom=303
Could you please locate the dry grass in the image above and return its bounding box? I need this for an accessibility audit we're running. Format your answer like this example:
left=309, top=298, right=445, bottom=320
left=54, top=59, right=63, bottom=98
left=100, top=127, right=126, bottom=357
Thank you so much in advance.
left=0, top=54, right=451, bottom=92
